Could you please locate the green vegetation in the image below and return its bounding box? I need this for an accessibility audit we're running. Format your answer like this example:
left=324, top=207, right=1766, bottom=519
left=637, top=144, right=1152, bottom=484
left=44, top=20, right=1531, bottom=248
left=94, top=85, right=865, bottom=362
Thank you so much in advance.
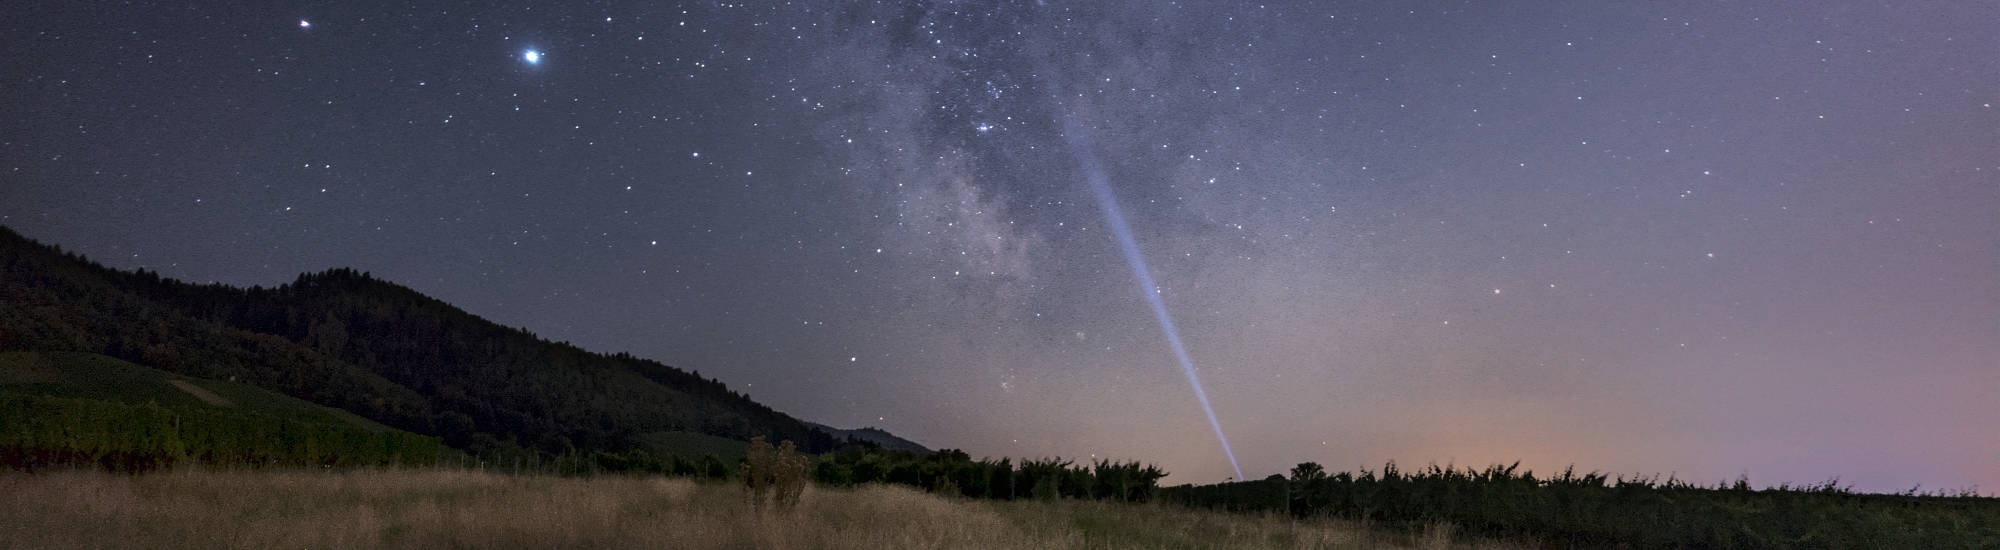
left=0, top=351, right=395, bottom=432
left=632, top=430, right=751, bottom=462
left=0, top=350, right=441, bottom=470
left=0, top=393, right=440, bottom=470
left=1160, top=461, right=2000, bottom=549
left=0, top=326, right=749, bottom=479
left=810, top=446, right=1167, bottom=504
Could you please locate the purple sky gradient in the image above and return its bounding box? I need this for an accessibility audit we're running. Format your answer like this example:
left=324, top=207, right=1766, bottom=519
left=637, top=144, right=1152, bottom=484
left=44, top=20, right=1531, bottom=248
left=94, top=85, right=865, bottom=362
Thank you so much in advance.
left=3, top=1, right=1993, bottom=492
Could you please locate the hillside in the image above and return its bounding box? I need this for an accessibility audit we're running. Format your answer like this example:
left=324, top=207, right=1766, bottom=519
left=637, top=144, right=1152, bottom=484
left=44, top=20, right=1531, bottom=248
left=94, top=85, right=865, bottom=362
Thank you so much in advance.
left=807, top=422, right=931, bottom=453
left=0, top=225, right=865, bottom=460
left=0, top=350, right=399, bottom=433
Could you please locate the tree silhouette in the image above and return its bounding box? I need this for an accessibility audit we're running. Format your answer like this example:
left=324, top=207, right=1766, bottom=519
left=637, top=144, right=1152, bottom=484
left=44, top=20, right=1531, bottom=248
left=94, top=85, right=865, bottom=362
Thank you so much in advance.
left=1290, top=461, right=1327, bottom=482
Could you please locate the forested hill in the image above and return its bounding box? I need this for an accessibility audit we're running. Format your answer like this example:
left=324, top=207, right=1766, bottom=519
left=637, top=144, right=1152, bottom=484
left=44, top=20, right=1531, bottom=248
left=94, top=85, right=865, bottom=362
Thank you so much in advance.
left=807, top=422, right=930, bottom=453
left=0, top=225, right=845, bottom=459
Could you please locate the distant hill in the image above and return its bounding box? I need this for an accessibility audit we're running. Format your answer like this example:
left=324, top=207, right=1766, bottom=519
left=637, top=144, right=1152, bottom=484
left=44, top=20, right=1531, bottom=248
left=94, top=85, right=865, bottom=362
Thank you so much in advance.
left=0, top=225, right=891, bottom=460
left=806, top=422, right=930, bottom=453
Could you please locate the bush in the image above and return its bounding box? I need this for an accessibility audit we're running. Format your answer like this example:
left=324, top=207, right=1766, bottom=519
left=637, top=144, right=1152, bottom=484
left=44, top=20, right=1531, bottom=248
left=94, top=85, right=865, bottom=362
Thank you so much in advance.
left=1157, top=461, right=2000, bottom=549
left=743, top=436, right=808, bottom=509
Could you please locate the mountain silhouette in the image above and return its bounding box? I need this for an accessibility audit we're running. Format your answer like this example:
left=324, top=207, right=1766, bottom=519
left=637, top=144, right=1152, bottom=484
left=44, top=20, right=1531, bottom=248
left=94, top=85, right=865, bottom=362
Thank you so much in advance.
left=0, top=225, right=918, bottom=460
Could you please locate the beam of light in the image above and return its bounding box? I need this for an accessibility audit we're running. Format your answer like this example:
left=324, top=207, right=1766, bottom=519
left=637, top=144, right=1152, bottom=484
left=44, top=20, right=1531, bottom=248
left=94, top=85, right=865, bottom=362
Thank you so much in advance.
left=1060, top=115, right=1244, bottom=481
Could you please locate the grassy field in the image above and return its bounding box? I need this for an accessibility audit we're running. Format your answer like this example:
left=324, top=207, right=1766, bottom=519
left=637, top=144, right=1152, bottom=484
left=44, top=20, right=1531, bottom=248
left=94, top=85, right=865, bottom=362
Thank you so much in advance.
left=0, top=468, right=1523, bottom=549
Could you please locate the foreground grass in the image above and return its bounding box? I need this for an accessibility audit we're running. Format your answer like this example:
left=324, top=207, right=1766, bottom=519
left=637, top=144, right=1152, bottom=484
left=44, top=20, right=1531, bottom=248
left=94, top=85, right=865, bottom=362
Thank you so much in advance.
left=0, top=469, right=1523, bottom=549
left=990, top=496, right=1521, bottom=550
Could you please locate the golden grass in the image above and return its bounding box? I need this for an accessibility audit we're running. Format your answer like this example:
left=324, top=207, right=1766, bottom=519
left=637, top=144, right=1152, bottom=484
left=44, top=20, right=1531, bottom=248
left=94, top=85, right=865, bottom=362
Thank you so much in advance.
left=0, top=469, right=1529, bottom=549
left=989, top=495, right=1528, bottom=550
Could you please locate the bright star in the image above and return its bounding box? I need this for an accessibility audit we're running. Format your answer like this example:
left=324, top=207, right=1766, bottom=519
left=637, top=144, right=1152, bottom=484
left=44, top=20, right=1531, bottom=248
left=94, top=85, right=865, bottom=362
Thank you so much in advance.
left=975, top=122, right=993, bottom=133
left=523, top=50, right=542, bottom=64
left=298, top=19, right=311, bottom=29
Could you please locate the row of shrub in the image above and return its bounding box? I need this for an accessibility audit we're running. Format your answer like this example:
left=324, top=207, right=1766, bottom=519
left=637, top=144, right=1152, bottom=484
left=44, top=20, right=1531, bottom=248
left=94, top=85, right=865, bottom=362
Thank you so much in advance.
left=808, top=445, right=1167, bottom=502
left=1159, top=461, right=2000, bottom=549
left=0, top=393, right=441, bottom=471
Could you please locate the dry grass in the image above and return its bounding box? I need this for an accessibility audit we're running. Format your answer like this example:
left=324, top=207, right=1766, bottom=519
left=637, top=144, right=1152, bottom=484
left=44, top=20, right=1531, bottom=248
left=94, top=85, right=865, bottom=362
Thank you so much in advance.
left=990, top=496, right=1527, bottom=550
left=0, top=469, right=1529, bottom=549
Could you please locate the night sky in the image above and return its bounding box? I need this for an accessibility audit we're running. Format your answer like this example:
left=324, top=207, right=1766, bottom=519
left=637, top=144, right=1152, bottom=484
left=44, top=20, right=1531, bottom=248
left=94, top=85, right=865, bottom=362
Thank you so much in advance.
left=4, top=2, right=1995, bottom=491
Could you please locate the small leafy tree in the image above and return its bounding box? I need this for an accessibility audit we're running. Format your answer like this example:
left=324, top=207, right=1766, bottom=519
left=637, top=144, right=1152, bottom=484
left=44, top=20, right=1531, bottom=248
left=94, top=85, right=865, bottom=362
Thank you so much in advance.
left=742, top=436, right=808, bottom=509
left=1291, top=461, right=1327, bottom=482
left=772, top=440, right=808, bottom=507
left=1290, top=461, right=1330, bottom=516
left=745, top=436, right=776, bottom=503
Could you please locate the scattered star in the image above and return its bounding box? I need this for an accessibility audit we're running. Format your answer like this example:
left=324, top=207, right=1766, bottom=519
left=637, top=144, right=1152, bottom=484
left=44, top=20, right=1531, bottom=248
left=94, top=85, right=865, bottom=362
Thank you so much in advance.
left=2, top=0, right=1989, bottom=493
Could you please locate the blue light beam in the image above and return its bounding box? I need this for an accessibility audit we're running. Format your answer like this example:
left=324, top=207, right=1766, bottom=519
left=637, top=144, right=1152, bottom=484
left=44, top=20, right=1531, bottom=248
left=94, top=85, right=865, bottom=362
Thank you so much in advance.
left=1060, top=116, right=1244, bottom=481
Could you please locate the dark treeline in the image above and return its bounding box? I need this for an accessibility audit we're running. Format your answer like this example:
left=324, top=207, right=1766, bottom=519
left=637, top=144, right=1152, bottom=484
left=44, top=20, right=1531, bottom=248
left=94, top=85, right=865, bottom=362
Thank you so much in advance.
left=1161, top=461, right=2000, bottom=549
left=0, top=225, right=838, bottom=463
left=1, top=393, right=441, bottom=471
left=809, top=445, right=1167, bottom=503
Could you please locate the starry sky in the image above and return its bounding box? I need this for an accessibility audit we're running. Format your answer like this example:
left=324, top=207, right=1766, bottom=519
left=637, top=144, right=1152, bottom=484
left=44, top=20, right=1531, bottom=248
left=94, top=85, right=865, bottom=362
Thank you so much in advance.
left=4, top=1, right=1995, bottom=491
